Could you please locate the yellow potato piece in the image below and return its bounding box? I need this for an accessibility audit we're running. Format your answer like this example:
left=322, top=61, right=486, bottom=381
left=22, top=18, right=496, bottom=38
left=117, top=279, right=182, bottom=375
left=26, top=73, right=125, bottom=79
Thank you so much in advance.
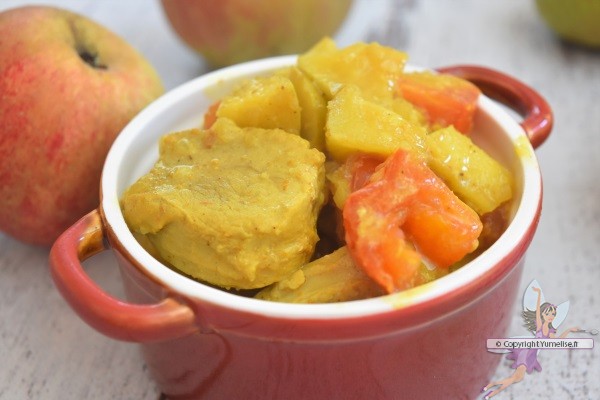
left=298, top=37, right=408, bottom=102
left=284, top=67, right=328, bottom=151
left=216, top=75, right=301, bottom=135
left=325, top=161, right=352, bottom=209
left=386, top=97, right=430, bottom=131
left=426, top=126, right=513, bottom=215
left=255, top=246, right=383, bottom=303
left=325, top=85, right=427, bottom=162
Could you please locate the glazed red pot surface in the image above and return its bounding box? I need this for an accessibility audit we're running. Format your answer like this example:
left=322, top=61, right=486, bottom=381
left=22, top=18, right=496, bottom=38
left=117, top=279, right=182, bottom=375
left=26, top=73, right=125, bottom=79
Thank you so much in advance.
left=50, top=58, right=552, bottom=400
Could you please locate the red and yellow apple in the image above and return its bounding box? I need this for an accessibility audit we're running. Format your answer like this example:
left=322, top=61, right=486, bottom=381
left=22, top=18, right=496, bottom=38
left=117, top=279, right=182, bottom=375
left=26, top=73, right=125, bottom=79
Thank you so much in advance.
left=160, top=0, right=353, bottom=68
left=0, top=6, right=164, bottom=246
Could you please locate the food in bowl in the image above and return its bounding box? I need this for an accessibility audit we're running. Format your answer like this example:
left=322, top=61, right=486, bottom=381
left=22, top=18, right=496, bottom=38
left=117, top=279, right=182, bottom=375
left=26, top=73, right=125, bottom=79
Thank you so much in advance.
left=120, top=38, right=514, bottom=301
left=49, top=38, right=550, bottom=399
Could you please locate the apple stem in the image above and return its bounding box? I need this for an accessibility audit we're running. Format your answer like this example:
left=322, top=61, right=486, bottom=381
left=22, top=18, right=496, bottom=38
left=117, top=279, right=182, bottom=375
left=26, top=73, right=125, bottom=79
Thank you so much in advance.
left=78, top=49, right=107, bottom=70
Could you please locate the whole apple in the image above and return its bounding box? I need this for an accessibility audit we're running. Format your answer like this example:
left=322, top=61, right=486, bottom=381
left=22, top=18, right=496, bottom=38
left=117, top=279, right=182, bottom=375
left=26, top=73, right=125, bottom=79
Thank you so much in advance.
left=536, top=0, right=600, bottom=48
left=0, top=6, right=164, bottom=246
left=160, top=0, right=353, bottom=68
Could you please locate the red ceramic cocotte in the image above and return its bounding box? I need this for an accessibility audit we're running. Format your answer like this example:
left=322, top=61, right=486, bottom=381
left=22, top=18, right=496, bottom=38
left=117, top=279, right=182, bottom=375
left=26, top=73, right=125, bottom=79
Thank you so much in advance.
left=50, top=57, right=552, bottom=400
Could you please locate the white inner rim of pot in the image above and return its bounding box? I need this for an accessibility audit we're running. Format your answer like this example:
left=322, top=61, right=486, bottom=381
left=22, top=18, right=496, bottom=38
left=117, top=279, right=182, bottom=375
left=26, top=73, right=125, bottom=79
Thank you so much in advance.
left=101, top=56, right=542, bottom=320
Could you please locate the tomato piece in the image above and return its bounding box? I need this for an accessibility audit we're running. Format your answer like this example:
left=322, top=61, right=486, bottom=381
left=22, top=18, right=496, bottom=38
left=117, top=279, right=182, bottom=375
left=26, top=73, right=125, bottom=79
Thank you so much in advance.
left=343, top=149, right=482, bottom=293
left=343, top=174, right=420, bottom=292
left=403, top=183, right=483, bottom=268
left=397, top=72, right=480, bottom=134
left=327, top=154, right=385, bottom=210
left=346, top=154, right=385, bottom=192
left=202, top=100, right=220, bottom=129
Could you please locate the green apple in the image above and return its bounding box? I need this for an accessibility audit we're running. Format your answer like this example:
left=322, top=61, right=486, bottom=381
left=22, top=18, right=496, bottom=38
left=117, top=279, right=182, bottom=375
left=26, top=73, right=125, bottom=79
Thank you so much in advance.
left=0, top=6, right=164, bottom=246
left=160, top=0, right=353, bottom=68
left=536, top=0, right=600, bottom=48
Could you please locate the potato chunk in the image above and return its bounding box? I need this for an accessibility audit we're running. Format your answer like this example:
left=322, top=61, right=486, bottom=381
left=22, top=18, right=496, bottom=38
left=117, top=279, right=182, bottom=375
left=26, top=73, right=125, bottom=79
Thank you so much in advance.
left=426, top=126, right=513, bottom=215
left=216, top=75, right=301, bottom=135
left=255, top=247, right=383, bottom=303
left=121, top=118, right=326, bottom=289
left=326, top=85, right=427, bottom=162
left=280, top=67, right=328, bottom=151
left=298, top=37, right=408, bottom=102
left=298, top=38, right=428, bottom=132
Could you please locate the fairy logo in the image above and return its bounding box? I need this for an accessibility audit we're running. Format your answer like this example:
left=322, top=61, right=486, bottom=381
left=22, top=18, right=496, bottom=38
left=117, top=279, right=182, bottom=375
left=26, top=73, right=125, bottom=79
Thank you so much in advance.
left=483, top=279, right=597, bottom=399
